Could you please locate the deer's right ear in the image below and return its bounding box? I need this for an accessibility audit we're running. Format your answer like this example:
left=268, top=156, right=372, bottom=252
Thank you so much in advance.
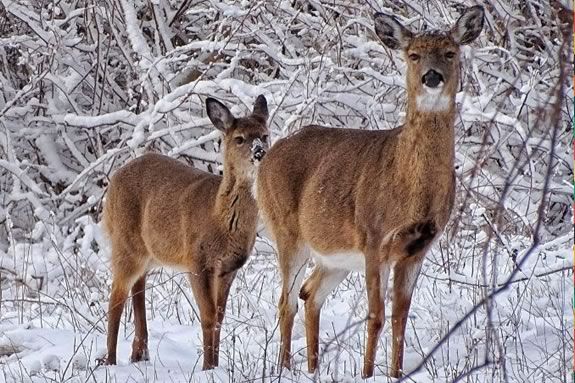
left=206, top=98, right=235, bottom=132
left=374, top=13, right=413, bottom=50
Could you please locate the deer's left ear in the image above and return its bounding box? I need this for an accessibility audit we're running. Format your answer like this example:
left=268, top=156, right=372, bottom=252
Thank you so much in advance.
left=252, top=95, right=268, bottom=121
left=451, top=6, right=484, bottom=45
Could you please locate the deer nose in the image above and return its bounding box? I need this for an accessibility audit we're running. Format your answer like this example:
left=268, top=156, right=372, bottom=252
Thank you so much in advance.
left=251, top=138, right=266, bottom=161
left=253, top=147, right=266, bottom=161
left=421, top=70, right=444, bottom=88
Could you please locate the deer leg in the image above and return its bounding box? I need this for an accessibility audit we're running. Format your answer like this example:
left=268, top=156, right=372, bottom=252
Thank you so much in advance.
left=130, top=274, right=149, bottom=363
left=213, top=271, right=237, bottom=367
left=390, top=257, right=423, bottom=378
left=188, top=272, right=218, bottom=370
left=100, top=247, right=144, bottom=366
left=299, top=266, right=348, bottom=373
left=101, top=279, right=130, bottom=365
left=277, top=241, right=308, bottom=370
left=362, top=257, right=391, bottom=378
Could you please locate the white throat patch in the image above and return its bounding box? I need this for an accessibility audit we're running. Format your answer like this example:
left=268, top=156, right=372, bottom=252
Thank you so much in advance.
left=250, top=165, right=259, bottom=200
left=416, top=85, right=451, bottom=112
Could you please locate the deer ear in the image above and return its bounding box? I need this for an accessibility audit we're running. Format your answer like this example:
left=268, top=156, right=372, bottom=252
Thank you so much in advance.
left=252, top=95, right=268, bottom=121
left=451, top=6, right=484, bottom=45
left=373, top=13, right=413, bottom=50
left=206, top=98, right=234, bottom=132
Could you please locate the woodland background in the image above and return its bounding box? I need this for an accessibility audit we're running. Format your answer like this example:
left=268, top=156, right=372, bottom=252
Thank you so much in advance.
left=0, top=1, right=572, bottom=382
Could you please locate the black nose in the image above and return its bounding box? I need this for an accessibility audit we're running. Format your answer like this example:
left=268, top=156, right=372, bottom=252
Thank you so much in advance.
left=421, top=70, right=444, bottom=88
left=253, top=147, right=266, bottom=161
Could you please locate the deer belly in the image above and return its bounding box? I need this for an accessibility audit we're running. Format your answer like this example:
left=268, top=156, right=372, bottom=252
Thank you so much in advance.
left=310, top=250, right=365, bottom=272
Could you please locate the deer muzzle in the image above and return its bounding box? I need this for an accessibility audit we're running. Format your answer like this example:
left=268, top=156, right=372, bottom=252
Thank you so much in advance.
left=251, top=138, right=266, bottom=162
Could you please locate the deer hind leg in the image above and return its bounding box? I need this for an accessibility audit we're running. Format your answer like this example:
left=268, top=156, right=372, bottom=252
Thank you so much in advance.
left=299, top=266, right=349, bottom=373
left=102, top=247, right=146, bottom=365
left=130, top=274, right=149, bottom=363
left=362, top=256, right=391, bottom=378
left=277, top=240, right=308, bottom=370
left=188, top=271, right=218, bottom=370
left=102, top=279, right=129, bottom=365
left=213, top=270, right=237, bottom=367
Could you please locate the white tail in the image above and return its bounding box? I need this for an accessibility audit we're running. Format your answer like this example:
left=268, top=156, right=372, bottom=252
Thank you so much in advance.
left=256, top=6, right=484, bottom=378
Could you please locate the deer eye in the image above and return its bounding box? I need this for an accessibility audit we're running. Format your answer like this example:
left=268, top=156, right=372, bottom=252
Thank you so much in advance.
left=408, top=53, right=420, bottom=61
left=445, top=51, right=456, bottom=59
left=262, top=134, right=269, bottom=142
left=234, top=136, right=245, bottom=145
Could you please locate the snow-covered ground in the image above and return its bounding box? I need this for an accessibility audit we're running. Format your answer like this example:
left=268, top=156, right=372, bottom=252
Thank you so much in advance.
left=0, top=1, right=572, bottom=382
left=0, top=222, right=571, bottom=382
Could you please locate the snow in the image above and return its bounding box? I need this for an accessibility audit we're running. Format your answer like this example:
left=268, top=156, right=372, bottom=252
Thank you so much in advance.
left=55, top=110, right=139, bottom=128
left=0, top=225, right=570, bottom=382
left=0, top=1, right=572, bottom=382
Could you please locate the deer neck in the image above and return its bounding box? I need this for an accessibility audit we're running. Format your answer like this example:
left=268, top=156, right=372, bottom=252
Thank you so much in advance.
left=381, top=98, right=456, bottom=223
left=215, top=169, right=258, bottom=237
left=399, top=97, right=456, bottom=168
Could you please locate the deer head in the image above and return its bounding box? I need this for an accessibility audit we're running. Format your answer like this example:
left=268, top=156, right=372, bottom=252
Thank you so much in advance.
left=206, top=95, right=270, bottom=181
left=374, top=6, right=484, bottom=112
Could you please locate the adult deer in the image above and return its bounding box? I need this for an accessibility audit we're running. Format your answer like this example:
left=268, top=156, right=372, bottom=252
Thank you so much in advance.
left=99, top=95, right=269, bottom=369
left=256, top=6, right=484, bottom=378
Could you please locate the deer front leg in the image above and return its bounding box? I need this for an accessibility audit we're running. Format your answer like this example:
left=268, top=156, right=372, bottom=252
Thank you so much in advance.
left=390, top=257, right=422, bottom=378
left=213, top=271, right=237, bottom=367
left=188, top=272, right=218, bottom=370
left=362, top=256, right=390, bottom=378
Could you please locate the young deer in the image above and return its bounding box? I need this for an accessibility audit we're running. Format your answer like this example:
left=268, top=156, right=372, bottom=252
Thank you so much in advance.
left=256, top=6, right=484, bottom=378
left=99, top=96, right=269, bottom=369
